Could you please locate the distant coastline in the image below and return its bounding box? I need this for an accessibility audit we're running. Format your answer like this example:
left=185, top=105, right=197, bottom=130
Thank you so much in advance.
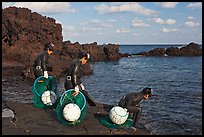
left=119, top=42, right=202, bottom=57
left=120, top=44, right=202, bottom=47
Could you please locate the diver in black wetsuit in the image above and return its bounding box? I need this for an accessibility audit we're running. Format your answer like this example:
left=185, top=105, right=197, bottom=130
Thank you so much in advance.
left=33, top=42, right=55, bottom=79
left=64, top=51, right=96, bottom=106
left=118, top=87, right=153, bottom=129
left=64, top=51, right=90, bottom=93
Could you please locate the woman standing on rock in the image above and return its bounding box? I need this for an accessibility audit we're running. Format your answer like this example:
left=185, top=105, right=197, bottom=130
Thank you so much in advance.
left=64, top=51, right=89, bottom=95
left=64, top=51, right=96, bottom=106
left=33, top=42, right=55, bottom=79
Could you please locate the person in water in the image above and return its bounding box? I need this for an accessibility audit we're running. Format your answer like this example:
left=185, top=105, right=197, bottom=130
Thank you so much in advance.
left=118, top=87, right=153, bottom=129
left=64, top=51, right=96, bottom=106
left=33, top=42, right=55, bottom=79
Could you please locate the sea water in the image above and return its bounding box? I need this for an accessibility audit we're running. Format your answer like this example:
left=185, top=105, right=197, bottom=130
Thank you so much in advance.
left=81, top=45, right=202, bottom=135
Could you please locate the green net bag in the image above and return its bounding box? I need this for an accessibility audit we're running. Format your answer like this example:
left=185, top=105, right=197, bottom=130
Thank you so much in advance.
left=32, top=76, right=59, bottom=109
left=56, top=89, right=87, bottom=126
left=100, top=116, right=133, bottom=129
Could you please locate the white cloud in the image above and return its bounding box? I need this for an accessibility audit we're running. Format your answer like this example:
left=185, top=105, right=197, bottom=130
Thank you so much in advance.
left=116, top=28, right=130, bottom=34
left=94, top=2, right=157, bottom=15
left=132, top=19, right=150, bottom=27
left=153, top=18, right=176, bottom=25
left=62, top=25, right=79, bottom=37
left=188, top=16, right=194, bottom=20
left=186, top=2, right=202, bottom=9
left=81, top=19, right=114, bottom=28
left=184, top=16, right=200, bottom=29
left=106, top=19, right=116, bottom=23
left=185, top=21, right=199, bottom=28
left=161, top=27, right=177, bottom=33
left=166, top=19, right=176, bottom=25
left=133, top=33, right=139, bottom=36
left=82, top=27, right=101, bottom=32
left=153, top=18, right=164, bottom=24
left=96, top=32, right=108, bottom=36
left=14, top=2, right=76, bottom=13
left=158, top=2, right=178, bottom=8
left=63, top=26, right=75, bottom=31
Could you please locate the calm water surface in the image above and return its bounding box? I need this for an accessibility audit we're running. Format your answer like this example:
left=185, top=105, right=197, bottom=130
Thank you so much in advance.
left=81, top=45, right=202, bottom=135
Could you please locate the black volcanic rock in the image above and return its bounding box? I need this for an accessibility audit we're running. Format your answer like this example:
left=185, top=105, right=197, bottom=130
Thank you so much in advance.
left=2, top=6, right=121, bottom=78
left=134, top=48, right=166, bottom=56
left=178, top=42, right=202, bottom=56
left=166, top=42, right=202, bottom=56
left=165, top=47, right=181, bottom=56
left=135, top=42, right=202, bottom=57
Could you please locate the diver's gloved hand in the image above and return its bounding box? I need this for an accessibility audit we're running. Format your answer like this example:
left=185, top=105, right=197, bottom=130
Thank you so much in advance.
left=44, top=71, right=48, bottom=79
left=80, top=83, right=85, bottom=91
left=72, top=85, right=80, bottom=96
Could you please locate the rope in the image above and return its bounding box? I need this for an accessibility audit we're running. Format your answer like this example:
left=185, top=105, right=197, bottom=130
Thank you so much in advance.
left=60, top=89, right=86, bottom=111
left=33, top=76, right=57, bottom=97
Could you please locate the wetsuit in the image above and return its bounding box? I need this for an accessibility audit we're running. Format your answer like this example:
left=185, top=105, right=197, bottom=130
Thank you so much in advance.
left=33, top=50, right=50, bottom=79
left=64, top=59, right=83, bottom=90
left=118, top=92, right=144, bottom=127
left=64, top=59, right=97, bottom=106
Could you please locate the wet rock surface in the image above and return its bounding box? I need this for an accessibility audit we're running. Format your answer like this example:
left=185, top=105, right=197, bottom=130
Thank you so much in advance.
left=2, top=101, right=151, bottom=135
left=2, top=59, right=151, bottom=135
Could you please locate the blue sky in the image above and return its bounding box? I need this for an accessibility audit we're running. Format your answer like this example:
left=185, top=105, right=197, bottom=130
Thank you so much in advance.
left=2, top=2, right=202, bottom=45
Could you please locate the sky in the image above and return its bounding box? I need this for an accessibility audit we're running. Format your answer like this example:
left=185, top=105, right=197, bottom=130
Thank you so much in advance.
left=2, top=2, right=202, bottom=45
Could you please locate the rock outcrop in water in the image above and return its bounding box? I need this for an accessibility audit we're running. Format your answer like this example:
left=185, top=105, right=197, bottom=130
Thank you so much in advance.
left=2, top=6, right=121, bottom=78
left=165, top=42, right=202, bottom=56
left=132, top=42, right=202, bottom=57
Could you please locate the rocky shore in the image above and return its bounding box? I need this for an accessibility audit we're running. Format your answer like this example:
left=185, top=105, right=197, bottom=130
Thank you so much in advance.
left=2, top=102, right=151, bottom=135
left=2, top=63, right=151, bottom=135
left=2, top=6, right=201, bottom=135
